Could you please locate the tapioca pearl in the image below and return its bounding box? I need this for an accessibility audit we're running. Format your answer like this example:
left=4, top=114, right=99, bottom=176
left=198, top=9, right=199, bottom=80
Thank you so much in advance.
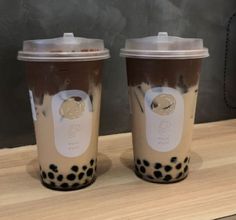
left=184, top=157, right=188, bottom=163
left=164, top=165, right=172, bottom=172
left=71, top=165, right=79, bottom=172
left=57, top=175, right=63, bottom=181
left=163, top=175, right=172, bottom=182
left=86, top=168, right=93, bottom=177
left=154, top=171, right=163, bottom=178
left=60, top=183, right=69, bottom=188
left=143, top=160, right=150, bottom=167
left=72, top=183, right=80, bottom=188
left=147, top=175, right=154, bottom=180
left=137, top=159, right=141, bottom=165
left=90, top=159, right=94, bottom=166
left=50, top=181, right=56, bottom=187
left=82, top=165, right=87, bottom=171
left=78, top=172, right=85, bottom=180
left=170, top=157, right=177, bottom=163
left=135, top=165, right=139, bottom=172
left=48, top=172, right=55, bottom=179
left=67, top=173, right=76, bottom=181
left=184, top=165, right=188, bottom=173
left=49, top=164, right=58, bottom=173
left=154, top=163, right=162, bottom=169
left=42, top=171, right=47, bottom=179
left=140, top=166, right=146, bottom=174
left=84, top=179, right=89, bottom=185
left=176, top=172, right=183, bottom=179
left=176, top=163, right=182, bottom=170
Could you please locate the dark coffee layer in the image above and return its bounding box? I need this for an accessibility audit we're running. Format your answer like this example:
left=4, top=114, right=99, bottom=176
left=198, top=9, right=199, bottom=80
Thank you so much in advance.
left=25, top=61, right=103, bottom=105
left=126, top=58, right=202, bottom=91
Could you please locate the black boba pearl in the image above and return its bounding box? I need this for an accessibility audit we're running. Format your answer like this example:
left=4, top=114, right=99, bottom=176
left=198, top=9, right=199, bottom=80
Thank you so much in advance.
left=86, top=168, right=93, bottom=177
left=67, top=173, right=76, bottom=181
left=140, top=166, right=146, bottom=173
left=78, top=172, right=85, bottom=180
left=154, top=163, right=162, bottom=169
left=143, top=160, right=150, bottom=167
left=176, top=172, right=183, bottom=179
left=135, top=165, right=139, bottom=172
left=176, top=163, right=182, bottom=170
left=71, top=165, right=79, bottom=172
left=57, top=175, right=63, bottom=181
left=90, top=159, right=94, bottom=166
left=147, top=175, right=154, bottom=180
left=163, top=175, right=172, bottom=182
left=50, top=181, right=55, bottom=187
left=82, top=165, right=87, bottom=171
left=170, top=157, right=177, bottom=163
left=184, top=157, right=188, bottom=163
left=72, top=183, right=80, bottom=188
left=154, top=171, right=163, bottom=178
left=48, top=172, right=54, bottom=179
left=137, top=159, right=141, bottom=165
left=184, top=165, right=189, bottom=173
left=42, top=171, right=47, bottom=179
left=164, top=165, right=172, bottom=172
left=49, top=164, right=58, bottom=172
left=60, top=183, right=69, bottom=188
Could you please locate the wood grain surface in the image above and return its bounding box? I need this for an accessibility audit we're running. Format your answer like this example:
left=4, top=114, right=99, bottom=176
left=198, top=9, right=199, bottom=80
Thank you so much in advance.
left=1, top=119, right=236, bottom=220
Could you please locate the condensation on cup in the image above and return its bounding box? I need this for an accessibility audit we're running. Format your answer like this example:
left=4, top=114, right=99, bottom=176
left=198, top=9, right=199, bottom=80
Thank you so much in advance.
left=121, top=32, right=209, bottom=183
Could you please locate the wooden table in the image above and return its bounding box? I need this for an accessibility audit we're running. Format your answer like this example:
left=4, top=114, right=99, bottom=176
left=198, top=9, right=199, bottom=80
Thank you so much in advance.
left=1, top=120, right=236, bottom=220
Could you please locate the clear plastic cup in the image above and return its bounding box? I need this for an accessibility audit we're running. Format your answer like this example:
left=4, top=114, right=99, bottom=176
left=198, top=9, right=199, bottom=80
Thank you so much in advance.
left=121, top=32, right=209, bottom=183
left=18, top=33, right=110, bottom=190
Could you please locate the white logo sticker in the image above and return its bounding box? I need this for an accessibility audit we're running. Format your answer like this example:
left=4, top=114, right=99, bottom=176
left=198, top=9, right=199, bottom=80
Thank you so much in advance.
left=144, top=87, right=184, bottom=152
left=52, top=90, right=92, bottom=158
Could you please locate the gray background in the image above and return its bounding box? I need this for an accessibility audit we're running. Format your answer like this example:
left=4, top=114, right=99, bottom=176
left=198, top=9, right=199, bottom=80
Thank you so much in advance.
left=0, top=0, right=236, bottom=148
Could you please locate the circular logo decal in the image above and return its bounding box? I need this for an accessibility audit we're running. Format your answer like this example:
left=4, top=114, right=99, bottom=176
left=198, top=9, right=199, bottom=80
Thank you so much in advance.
left=151, top=94, right=176, bottom=115
left=59, top=98, right=85, bottom=119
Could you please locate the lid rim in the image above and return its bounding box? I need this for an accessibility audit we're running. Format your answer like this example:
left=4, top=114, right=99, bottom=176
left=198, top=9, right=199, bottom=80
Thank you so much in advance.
left=18, top=49, right=110, bottom=61
left=120, top=48, right=209, bottom=59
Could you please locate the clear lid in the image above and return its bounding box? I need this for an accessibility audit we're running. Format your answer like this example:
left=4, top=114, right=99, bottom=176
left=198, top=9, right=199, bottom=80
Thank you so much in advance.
left=18, top=33, right=110, bottom=62
left=120, top=32, right=209, bottom=59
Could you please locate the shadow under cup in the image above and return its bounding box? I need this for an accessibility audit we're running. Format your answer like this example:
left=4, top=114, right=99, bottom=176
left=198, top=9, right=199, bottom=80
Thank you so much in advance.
left=126, top=58, right=203, bottom=183
left=24, top=61, right=103, bottom=190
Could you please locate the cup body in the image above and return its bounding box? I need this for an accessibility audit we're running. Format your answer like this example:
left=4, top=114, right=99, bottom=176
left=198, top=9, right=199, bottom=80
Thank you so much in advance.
left=126, top=58, right=202, bottom=183
left=25, top=60, right=103, bottom=190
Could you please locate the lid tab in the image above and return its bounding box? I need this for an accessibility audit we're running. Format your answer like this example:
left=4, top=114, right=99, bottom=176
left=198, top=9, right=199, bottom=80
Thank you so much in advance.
left=157, top=32, right=168, bottom=40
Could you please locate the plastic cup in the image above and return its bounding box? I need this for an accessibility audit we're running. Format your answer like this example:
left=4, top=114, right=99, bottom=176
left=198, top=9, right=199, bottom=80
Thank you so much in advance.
left=18, top=33, right=110, bottom=190
left=121, top=32, right=209, bottom=183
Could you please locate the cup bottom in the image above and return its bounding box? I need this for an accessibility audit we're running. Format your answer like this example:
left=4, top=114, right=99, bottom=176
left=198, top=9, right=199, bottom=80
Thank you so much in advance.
left=135, top=170, right=188, bottom=184
left=41, top=175, right=96, bottom=191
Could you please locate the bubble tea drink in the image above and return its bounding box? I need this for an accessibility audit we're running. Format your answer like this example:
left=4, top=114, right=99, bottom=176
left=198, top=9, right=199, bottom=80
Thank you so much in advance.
left=121, top=32, right=209, bottom=183
left=18, top=33, right=110, bottom=190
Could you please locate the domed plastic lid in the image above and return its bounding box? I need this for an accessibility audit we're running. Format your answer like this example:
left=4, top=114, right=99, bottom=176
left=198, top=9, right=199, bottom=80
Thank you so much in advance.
left=120, top=32, right=209, bottom=59
left=18, top=33, right=110, bottom=62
